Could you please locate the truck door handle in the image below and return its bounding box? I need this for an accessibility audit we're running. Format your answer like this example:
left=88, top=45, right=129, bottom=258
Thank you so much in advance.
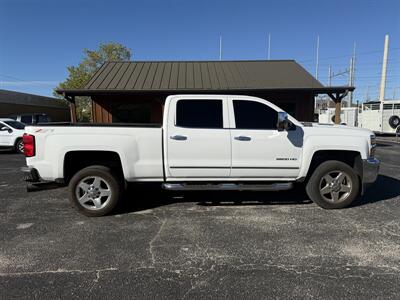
left=234, top=136, right=251, bottom=141
left=170, top=135, right=187, bottom=141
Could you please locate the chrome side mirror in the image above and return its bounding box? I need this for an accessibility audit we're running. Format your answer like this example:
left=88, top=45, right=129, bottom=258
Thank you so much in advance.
left=277, top=112, right=291, bottom=131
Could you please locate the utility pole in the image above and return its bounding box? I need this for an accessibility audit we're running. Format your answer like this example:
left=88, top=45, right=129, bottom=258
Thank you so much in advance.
left=379, top=34, right=389, bottom=102
left=393, top=87, right=398, bottom=99
left=314, top=35, right=320, bottom=111
left=267, top=33, right=271, bottom=60
left=328, top=66, right=332, bottom=86
left=348, top=57, right=354, bottom=107
left=219, top=35, right=222, bottom=61
left=347, top=42, right=356, bottom=107
left=366, top=85, right=371, bottom=101
left=379, top=34, right=389, bottom=131
left=315, top=35, right=320, bottom=80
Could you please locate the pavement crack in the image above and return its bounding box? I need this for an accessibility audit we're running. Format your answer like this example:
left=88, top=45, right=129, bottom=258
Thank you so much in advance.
left=0, top=267, right=118, bottom=282
left=149, top=217, right=167, bottom=265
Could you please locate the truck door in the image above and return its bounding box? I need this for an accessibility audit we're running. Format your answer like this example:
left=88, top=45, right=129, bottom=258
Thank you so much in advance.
left=166, top=97, right=231, bottom=178
left=228, top=98, right=302, bottom=179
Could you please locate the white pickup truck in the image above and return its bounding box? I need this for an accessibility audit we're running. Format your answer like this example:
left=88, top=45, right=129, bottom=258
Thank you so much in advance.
left=22, top=95, right=379, bottom=216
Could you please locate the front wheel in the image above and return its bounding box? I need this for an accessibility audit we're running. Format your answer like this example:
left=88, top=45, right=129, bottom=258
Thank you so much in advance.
left=68, top=166, right=122, bottom=217
left=306, top=160, right=359, bottom=209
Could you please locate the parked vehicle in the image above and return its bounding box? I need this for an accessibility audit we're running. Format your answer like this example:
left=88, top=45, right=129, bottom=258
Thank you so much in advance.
left=318, top=107, right=358, bottom=127
left=9, top=113, right=50, bottom=125
left=0, top=118, right=25, bottom=153
left=22, top=95, right=380, bottom=216
left=359, top=100, right=400, bottom=134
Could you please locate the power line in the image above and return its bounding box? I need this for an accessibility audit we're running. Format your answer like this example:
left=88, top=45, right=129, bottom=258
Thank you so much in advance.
left=299, top=47, right=400, bottom=64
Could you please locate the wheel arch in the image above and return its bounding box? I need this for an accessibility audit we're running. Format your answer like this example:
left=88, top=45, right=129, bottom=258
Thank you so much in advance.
left=63, top=150, right=125, bottom=184
left=303, top=149, right=363, bottom=182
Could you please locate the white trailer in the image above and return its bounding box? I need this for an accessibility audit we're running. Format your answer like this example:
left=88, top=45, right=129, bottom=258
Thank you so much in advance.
left=318, top=107, right=358, bottom=127
left=359, top=100, right=400, bottom=134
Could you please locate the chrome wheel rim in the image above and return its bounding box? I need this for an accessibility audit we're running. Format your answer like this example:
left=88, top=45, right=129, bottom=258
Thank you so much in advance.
left=319, top=170, right=352, bottom=203
left=75, top=176, right=112, bottom=210
left=18, top=141, right=24, bottom=153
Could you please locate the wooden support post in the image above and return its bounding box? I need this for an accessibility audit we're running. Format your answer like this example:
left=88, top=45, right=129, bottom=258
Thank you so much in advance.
left=334, top=100, right=341, bottom=124
left=328, top=92, right=347, bottom=125
left=69, top=96, right=77, bottom=123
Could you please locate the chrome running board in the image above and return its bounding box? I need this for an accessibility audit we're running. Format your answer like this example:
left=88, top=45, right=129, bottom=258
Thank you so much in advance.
left=162, top=182, right=293, bottom=191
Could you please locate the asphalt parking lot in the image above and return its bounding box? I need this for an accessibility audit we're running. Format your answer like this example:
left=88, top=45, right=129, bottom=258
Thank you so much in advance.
left=1, top=143, right=399, bottom=299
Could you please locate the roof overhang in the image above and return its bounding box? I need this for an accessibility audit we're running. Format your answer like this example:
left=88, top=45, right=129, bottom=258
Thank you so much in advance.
left=57, top=86, right=355, bottom=101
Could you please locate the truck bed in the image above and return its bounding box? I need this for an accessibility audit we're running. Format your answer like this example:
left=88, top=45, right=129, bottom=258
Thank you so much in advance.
left=24, top=124, right=164, bottom=182
left=32, top=122, right=162, bottom=128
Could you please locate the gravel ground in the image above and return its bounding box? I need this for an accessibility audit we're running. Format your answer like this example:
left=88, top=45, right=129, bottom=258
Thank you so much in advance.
left=0, top=143, right=399, bottom=299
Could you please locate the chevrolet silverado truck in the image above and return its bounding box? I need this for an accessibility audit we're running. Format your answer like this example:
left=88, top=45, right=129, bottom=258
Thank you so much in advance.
left=22, top=95, right=380, bottom=216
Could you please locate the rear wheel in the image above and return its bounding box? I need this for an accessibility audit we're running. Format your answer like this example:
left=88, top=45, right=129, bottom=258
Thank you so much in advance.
left=68, top=166, right=122, bottom=217
left=15, top=139, right=24, bottom=154
left=306, top=160, right=359, bottom=209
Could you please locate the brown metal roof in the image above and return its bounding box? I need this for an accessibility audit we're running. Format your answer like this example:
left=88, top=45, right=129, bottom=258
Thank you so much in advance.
left=84, top=60, right=323, bottom=91
left=57, top=60, right=354, bottom=96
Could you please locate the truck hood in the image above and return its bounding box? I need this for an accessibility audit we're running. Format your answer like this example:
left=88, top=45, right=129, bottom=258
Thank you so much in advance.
left=301, top=122, right=374, bottom=138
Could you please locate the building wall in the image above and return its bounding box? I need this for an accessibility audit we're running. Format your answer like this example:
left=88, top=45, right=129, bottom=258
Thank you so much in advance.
left=250, top=91, right=315, bottom=121
left=0, top=89, right=70, bottom=122
left=92, top=95, right=164, bottom=123
left=0, top=103, right=70, bottom=121
left=91, top=91, right=315, bottom=124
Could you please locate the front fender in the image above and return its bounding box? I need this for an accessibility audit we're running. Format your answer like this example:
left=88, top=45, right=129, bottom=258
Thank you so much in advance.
left=298, top=135, right=369, bottom=179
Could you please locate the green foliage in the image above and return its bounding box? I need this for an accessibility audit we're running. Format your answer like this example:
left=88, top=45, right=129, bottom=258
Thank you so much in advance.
left=55, top=42, right=131, bottom=121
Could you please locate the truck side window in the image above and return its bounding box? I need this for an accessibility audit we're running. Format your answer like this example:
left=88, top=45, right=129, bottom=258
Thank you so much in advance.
left=233, top=100, right=278, bottom=130
left=176, top=100, right=223, bottom=129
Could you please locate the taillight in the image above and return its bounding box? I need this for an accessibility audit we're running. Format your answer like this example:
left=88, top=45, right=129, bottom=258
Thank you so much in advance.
left=23, top=134, right=35, bottom=157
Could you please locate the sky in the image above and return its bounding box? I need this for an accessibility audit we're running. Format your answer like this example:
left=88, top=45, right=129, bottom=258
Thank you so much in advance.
left=0, top=0, right=399, bottom=102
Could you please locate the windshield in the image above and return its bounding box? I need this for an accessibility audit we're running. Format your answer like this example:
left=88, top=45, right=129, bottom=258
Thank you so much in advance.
left=4, top=120, right=25, bottom=130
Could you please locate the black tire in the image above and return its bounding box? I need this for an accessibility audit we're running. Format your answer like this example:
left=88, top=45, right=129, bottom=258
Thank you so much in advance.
left=15, top=138, right=24, bottom=154
left=68, top=165, right=123, bottom=217
left=388, top=115, right=400, bottom=129
left=305, top=160, right=359, bottom=209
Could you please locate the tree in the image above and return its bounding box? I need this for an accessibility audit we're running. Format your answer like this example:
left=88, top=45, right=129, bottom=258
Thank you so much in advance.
left=55, top=42, right=132, bottom=121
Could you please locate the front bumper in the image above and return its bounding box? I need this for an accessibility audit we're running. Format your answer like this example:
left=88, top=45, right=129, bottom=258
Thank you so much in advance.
left=362, top=157, right=380, bottom=184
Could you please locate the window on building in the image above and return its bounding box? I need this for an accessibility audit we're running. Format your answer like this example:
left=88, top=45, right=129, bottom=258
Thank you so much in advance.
left=176, top=100, right=223, bottom=128
left=233, top=100, right=277, bottom=130
left=36, top=115, right=49, bottom=123
left=20, top=115, right=33, bottom=124
left=111, top=103, right=153, bottom=123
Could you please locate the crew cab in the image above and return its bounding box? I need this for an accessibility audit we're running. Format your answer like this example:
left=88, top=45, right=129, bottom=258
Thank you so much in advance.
left=0, top=118, right=25, bottom=153
left=22, top=95, right=380, bottom=216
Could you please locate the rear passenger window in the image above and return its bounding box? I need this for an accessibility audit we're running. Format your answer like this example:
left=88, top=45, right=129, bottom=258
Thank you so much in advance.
left=233, top=100, right=278, bottom=129
left=176, top=100, right=223, bottom=128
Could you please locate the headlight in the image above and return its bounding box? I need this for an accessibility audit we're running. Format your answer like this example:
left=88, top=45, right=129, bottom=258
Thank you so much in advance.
left=370, top=135, right=376, bottom=157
